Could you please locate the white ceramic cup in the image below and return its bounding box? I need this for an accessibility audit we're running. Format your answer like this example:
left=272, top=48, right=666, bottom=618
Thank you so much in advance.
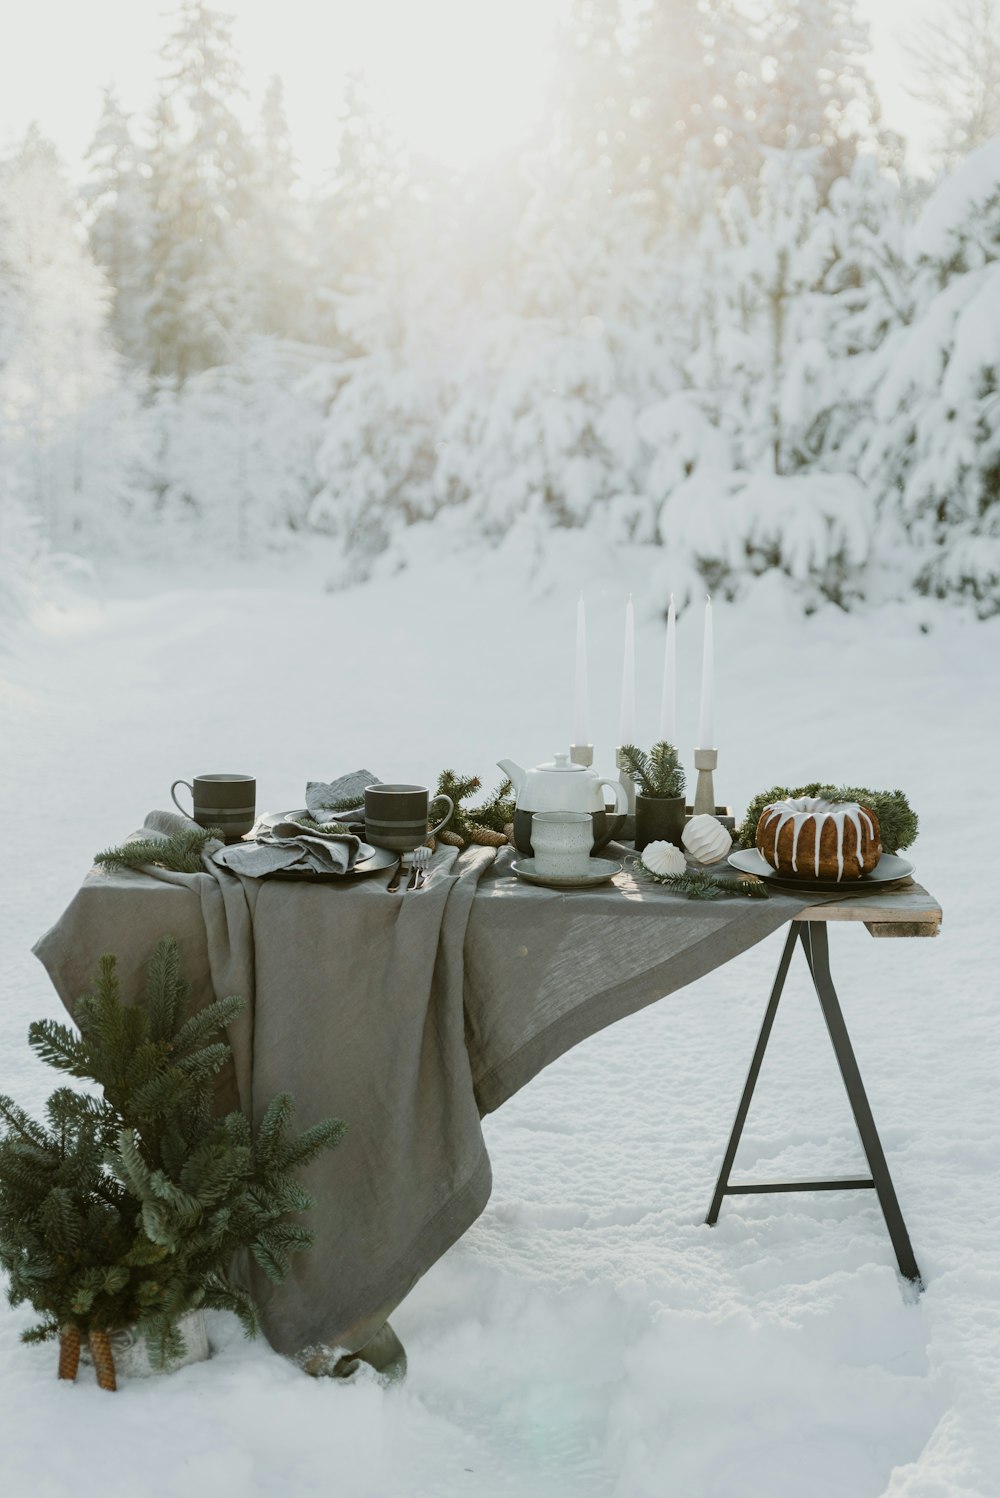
left=530, top=810, right=593, bottom=877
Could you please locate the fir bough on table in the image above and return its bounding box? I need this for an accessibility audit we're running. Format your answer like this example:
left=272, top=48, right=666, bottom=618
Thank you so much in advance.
left=95, top=825, right=223, bottom=874
left=0, top=937, right=346, bottom=1386
left=639, top=866, right=769, bottom=900
left=737, top=785, right=918, bottom=854
left=618, top=742, right=686, bottom=798
left=433, top=771, right=515, bottom=848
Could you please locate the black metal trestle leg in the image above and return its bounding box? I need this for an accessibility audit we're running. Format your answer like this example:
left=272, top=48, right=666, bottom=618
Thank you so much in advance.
left=706, top=922, right=922, bottom=1287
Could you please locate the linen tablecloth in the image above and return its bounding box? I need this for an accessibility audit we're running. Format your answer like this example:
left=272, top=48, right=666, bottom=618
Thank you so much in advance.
left=33, top=811, right=818, bottom=1357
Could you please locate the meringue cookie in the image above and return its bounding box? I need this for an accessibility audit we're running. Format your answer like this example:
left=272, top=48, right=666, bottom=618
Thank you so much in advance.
left=640, top=840, right=687, bottom=877
left=682, top=814, right=733, bottom=865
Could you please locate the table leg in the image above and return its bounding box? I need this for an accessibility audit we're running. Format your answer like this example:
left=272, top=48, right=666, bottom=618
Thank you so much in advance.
left=706, top=922, right=922, bottom=1288
left=798, top=924, right=922, bottom=1285
left=706, top=925, right=798, bottom=1225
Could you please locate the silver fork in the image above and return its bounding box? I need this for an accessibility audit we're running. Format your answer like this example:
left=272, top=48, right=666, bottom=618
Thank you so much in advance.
left=406, top=845, right=432, bottom=891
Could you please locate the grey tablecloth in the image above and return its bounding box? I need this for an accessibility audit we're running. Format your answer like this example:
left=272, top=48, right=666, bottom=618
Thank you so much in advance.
left=33, top=811, right=818, bottom=1357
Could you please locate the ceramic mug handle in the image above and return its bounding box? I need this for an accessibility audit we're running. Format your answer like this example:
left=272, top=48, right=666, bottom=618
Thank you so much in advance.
left=171, top=780, right=195, bottom=818
left=428, top=793, right=454, bottom=838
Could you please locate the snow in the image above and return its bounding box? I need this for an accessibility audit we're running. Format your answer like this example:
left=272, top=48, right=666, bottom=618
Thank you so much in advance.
left=1, top=533, right=998, bottom=1497
left=910, top=136, right=1000, bottom=262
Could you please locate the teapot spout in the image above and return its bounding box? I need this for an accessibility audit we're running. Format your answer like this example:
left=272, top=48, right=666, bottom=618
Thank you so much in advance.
left=497, top=759, right=525, bottom=795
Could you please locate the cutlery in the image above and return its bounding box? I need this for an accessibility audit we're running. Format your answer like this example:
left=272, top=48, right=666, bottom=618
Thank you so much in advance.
left=407, top=846, right=431, bottom=891
left=386, top=854, right=407, bottom=893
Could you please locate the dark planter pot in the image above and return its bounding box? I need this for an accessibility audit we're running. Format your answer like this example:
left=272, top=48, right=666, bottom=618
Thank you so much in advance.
left=635, top=794, right=686, bottom=852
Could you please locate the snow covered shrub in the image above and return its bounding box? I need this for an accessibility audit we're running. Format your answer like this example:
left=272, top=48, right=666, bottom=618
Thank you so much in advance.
left=309, top=274, right=444, bottom=561
left=863, top=138, right=1000, bottom=612
left=658, top=471, right=874, bottom=608
left=154, top=343, right=322, bottom=554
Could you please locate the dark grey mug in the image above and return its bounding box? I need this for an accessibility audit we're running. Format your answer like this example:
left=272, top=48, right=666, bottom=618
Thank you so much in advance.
left=171, top=774, right=256, bottom=844
left=364, top=784, right=454, bottom=852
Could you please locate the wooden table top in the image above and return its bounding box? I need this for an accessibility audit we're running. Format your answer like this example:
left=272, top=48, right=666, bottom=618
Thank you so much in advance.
left=793, top=878, right=942, bottom=938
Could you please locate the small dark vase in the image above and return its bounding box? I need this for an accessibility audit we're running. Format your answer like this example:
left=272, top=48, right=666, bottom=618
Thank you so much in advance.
left=635, top=794, right=686, bottom=852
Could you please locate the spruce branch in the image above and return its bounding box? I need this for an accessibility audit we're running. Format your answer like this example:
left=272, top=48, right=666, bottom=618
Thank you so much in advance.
left=640, top=866, right=769, bottom=900
left=618, top=742, right=685, bottom=798
left=94, top=826, right=223, bottom=875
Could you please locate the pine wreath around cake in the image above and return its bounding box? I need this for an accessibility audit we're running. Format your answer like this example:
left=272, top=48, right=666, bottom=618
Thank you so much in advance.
left=755, top=796, right=881, bottom=881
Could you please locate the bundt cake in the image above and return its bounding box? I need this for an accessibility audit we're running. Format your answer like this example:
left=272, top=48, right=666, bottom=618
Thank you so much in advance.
left=755, top=796, right=881, bottom=881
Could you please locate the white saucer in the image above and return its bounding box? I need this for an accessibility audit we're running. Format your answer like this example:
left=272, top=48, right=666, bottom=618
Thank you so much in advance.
left=511, top=857, right=623, bottom=890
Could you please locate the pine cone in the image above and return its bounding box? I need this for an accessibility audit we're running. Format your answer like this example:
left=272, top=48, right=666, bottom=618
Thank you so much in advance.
left=469, top=825, right=508, bottom=846
left=437, top=828, right=465, bottom=848
left=58, top=1325, right=81, bottom=1382
left=88, top=1329, right=117, bottom=1392
left=503, top=823, right=514, bottom=841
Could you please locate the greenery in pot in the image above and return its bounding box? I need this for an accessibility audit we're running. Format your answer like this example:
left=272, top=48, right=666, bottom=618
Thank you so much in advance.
left=617, top=742, right=686, bottom=799
left=0, top=937, right=346, bottom=1389
left=737, top=784, right=918, bottom=854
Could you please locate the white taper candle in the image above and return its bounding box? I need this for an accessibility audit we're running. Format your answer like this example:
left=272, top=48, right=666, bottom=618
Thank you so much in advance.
left=574, top=594, right=589, bottom=746
left=659, top=593, right=677, bottom=743
left=697, top=595, right=714, bottom=749
left=619, top=594, right=636, bottom=744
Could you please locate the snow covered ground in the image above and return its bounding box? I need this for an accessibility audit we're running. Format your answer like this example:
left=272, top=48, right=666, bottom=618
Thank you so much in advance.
left=1, top=535, right=998, bottom=1498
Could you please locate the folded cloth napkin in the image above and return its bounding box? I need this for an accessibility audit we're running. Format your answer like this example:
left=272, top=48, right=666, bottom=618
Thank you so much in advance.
left=213, top=814, right=368, bottom=878
left=307, top=770, right=382, bottom=825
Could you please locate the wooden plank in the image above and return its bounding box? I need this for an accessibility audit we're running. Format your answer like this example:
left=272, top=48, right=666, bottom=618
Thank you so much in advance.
left=864, top=920, right=941, bottom=939
left=792, top=878, right=942, bottom=936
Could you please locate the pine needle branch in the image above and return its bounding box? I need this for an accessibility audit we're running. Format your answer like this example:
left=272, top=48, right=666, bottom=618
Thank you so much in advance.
left=95, top=826, right=223, bottom=875
left=640, top=867, right=769, bottom=900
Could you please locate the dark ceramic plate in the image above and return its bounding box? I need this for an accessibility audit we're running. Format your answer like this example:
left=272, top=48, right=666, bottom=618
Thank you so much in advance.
left=728, top=848, right=914, bottom=893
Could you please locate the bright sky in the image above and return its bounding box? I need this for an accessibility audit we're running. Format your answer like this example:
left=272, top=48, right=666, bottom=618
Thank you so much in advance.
left=0, top=0, right=939, bottom=181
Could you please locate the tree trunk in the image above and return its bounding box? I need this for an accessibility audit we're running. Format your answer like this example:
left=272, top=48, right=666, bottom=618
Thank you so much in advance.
left=58, top=1325, right=81, bottom=1382
left=87, top=1329, right=118, bottom=1392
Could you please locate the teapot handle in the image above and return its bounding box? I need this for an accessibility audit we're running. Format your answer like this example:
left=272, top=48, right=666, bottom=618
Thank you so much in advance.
left=600, top=780, right=629, bottom=815
left=595, top=778, right=629, bottom=851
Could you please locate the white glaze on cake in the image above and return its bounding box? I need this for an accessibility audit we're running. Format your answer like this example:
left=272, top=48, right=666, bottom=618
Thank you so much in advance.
left=759, top=796, right=877, bottom=880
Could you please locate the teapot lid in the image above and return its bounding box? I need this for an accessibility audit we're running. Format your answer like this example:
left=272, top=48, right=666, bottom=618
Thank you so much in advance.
left=537, top=753, right=585, bottom=774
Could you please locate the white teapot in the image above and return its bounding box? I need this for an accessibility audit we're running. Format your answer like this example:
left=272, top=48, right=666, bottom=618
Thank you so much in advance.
left=497, top=753, right=629, bottom=857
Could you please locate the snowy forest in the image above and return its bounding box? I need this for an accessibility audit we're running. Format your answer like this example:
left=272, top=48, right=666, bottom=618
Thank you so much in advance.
left=2, top=0, right=1000, bottom=622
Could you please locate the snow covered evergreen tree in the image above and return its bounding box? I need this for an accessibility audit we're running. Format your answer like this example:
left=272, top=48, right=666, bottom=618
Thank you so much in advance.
left=862, top=137, right=1000, bottom=610
left=745, top=0, right=883, bottom=193
left=0, top=127, right=134, bottom=551
left=144, top=1, right=256, bottom=379
left=83, top=88, right=152, bottom=363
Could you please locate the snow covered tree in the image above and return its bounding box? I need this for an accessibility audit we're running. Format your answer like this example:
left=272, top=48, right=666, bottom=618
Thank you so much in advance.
left=861, top=138, right=1000, bottom=610
left=83, top=88, right=152, bottom=362
left=0, top=127, right=130, bottom=550
left=905, top=0, right=1000, bottom=168
left=245, top=76, right=308, bottom=340
left=154, top=340, right=321, bottom=554
left=435, top=153, right=675, bottom=545
left=744, top=0, right=883, bottom=192
left=144, top=2, right=256, bottom=379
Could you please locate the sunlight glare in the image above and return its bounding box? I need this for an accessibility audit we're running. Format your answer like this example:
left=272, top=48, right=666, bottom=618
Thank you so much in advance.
left=358, top=0, right=560, bottom=167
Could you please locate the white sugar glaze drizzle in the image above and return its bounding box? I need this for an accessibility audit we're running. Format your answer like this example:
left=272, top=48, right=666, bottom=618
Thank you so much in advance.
left=761, top=797, right=877, bottom=880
